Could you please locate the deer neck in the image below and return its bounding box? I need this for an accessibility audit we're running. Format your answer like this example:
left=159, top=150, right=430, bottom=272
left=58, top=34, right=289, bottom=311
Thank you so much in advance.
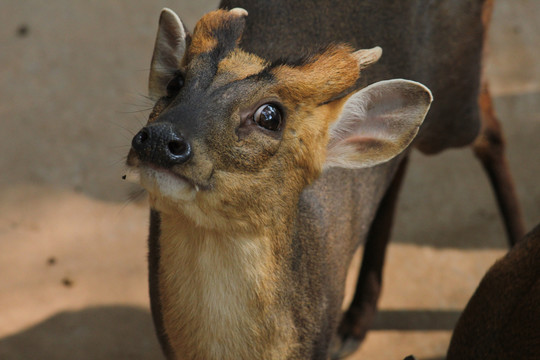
left=155, top=211, right=297, bottom=360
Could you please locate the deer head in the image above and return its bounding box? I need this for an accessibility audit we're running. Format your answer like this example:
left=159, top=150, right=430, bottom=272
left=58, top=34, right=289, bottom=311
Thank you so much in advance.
left=126, top=8, right=432, bottom=234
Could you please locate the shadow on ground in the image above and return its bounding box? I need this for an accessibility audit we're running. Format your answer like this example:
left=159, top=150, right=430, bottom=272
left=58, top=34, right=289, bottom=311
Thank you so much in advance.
left=373, top=310, right=461, bottom=331
left=0, top=306, right=162, bottom=360
left=0, top=305, right=460, bottom=360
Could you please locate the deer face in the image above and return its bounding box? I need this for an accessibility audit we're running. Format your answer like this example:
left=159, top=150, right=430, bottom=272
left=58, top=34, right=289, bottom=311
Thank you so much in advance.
left=126, top=8, right=432, bottom=232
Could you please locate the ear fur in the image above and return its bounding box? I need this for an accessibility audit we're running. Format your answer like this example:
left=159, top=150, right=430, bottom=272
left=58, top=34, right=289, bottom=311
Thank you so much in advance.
left=149, top=8, right=187, bottom=100
left=325, top=79, right=433, bottom=169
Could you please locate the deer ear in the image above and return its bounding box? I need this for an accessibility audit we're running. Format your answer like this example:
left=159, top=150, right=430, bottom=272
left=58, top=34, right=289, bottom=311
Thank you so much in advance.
left=324, top=79, right=433, bottom=169
left=149, top=8, right=187, bottom=100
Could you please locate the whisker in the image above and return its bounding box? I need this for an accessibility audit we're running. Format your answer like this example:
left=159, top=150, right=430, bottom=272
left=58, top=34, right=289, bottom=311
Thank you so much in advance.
left=108, top=155, right=130, bottom=168
left=108, top=120, right=137, bottom=137
left=135, top=91, right=155, bottom=102
left=110, top=144, right=131, bottom=150
left=116, top=107, right=154, bottom=115
left=117, top=188, right=147, bottom=215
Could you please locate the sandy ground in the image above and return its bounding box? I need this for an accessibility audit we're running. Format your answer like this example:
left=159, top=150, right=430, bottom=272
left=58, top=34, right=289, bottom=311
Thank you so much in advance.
left=0, top=1, right=538, bottom=359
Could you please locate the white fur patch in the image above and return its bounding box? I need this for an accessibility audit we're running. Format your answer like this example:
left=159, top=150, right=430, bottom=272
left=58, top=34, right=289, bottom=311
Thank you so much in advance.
left=139, top=166, right=196, bottom=202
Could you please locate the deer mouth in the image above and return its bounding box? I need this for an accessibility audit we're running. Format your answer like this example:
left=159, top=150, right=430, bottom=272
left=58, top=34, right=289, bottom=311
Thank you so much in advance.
left=124, top=162, right=211, bottom=202
left=125, top=146, right=215, bottom=201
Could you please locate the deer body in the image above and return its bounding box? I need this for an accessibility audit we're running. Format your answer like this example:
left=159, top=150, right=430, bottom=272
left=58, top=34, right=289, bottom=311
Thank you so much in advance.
left=126, top=1, right=524, bottom=359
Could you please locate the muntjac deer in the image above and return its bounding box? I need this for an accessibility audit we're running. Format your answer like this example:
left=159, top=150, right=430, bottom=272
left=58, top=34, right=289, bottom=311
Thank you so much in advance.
left=125, top=1, right=525, bottom=359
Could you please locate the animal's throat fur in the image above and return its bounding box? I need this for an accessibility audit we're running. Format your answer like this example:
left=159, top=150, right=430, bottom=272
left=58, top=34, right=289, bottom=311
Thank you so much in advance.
left=156, top=213, right=296, bottom=359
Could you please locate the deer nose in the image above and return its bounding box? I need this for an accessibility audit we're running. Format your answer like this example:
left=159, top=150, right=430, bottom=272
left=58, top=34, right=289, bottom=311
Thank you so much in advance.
left=131, top=123, right=192, bottom=167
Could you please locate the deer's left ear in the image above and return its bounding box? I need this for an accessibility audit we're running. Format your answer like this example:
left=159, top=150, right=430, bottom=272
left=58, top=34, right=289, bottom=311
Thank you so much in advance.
left=149, top=8, right=187, bottom=100
left=324, top=79, right=433, bottom=169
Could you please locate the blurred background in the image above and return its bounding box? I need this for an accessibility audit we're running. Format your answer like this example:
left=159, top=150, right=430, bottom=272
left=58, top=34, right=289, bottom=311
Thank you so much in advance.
left=0, top=1, right=538, bottom=359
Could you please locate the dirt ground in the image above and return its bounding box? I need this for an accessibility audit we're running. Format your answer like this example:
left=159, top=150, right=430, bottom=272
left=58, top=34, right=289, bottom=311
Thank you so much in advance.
left=0, top=1, right=538, bottom=359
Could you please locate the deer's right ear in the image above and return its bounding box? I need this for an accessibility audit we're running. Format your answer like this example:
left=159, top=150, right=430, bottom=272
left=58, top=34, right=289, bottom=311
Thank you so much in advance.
left=149, top=8, right=187, bottom=100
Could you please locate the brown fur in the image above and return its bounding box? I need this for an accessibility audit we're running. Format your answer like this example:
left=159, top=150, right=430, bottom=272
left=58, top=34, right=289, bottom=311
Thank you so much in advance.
left=272, top=45, right=361, bottom=105
left=447, top=223, right=540, bottom=359
left=157, top=211, right=297, bottom=360
left=216, top=49, right=267, bottom=82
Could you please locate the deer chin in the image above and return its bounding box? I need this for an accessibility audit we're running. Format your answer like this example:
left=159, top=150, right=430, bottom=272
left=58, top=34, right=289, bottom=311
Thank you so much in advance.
left=137, top=165, right=199, bottom=203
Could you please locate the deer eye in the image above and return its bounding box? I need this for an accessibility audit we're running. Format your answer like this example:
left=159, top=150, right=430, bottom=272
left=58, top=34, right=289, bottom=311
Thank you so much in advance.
left=166, top=72, right=184, bottom=98
left=253, top=104, right=282, bottom=131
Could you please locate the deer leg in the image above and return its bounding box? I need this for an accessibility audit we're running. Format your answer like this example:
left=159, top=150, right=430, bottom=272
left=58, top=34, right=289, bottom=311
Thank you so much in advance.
left=332, top=156, right=409, bottom=359
left=472, top=81, right=526, bottom=246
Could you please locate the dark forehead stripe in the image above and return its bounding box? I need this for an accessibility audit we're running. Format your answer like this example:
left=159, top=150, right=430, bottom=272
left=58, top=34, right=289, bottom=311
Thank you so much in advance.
left=210, top=15, right=246, bottom=64
left=260, top=43, right=342, bottom=71
left=248, top=43, right=351, bottom=83
left=243, top=55, right=312, bottom=84
left=188, top=11, right=247, bottom=90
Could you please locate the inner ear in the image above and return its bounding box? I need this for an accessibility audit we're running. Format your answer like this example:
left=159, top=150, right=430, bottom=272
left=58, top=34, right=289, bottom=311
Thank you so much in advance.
left=149, top=8, right=187, bottom=100
left=325, top=79, right=433, bottom=169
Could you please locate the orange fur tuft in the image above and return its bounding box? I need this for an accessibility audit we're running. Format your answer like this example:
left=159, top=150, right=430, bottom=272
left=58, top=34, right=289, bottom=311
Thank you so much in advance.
left=273, top=45, right=360, bottom=105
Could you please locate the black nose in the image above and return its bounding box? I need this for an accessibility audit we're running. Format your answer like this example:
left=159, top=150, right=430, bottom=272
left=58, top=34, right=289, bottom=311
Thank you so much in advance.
left=131, top=123, right=192, bottom=167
